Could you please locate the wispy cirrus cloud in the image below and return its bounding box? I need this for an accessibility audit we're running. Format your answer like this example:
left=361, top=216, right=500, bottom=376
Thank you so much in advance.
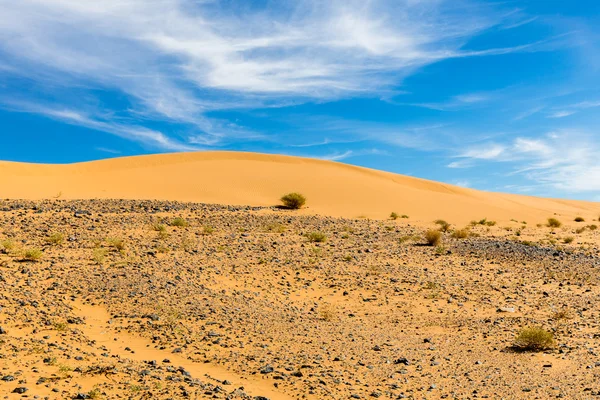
left=0, top=0, right=545, bottom=149
left=455, top=131, right=600, bottom=192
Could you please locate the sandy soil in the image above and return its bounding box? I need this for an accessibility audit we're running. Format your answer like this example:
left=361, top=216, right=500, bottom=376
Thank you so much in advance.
left=1, top=152, right=599, bottom=224
left=1, top=153, right=599, bottom=399
left=0, top=198, right=599, bottom=399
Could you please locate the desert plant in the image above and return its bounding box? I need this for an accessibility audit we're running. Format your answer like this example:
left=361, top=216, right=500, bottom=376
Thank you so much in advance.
left=23, top=248, right=43, bottom=261
left=45, top=232, right=65, bottom=246
left=0, top=239, right=15, bottom=254
left=401, top=215, right=409, bottom=219
left=280, top=192, right=306, bottom=209
left=588, top=224, right=598, bottom=231
left=574, top=216, right=585, bottom=222
left=106, top=237, right=125, bottom=251
left=152, top=222, right=167, bottom=232
left=92, top=248, right=108, bottom=265
left=202, top=225, right=214, bottom=235
left=451, top=229, right=470, bottom=239
left=513, top=327, right=555, bottom=351
left=264, top=223, right=286, bottom=233
left=563, top=236, right=574, bottom=244
left=390, top=212, right=399, bottom=220
left=170, top=217, right=188, bottom=228
left=434, top=219, right=451, bottom=232
left=424, top=230, right=442, bottom=246
left=305, top=232, right=327, bottom=243
left=551, top=309, right=572, bottom=321
left=547, top=218, right=562, bottom=228
left=318, top=304, right=337, bottom=321
left=575, top=227, right=586, bottom=234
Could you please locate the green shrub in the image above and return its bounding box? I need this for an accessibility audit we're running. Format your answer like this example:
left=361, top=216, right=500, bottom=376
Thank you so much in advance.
left=305, top=232, right=327, bottom=243
left=106, top=237, right=125, bottom=251
left=152, top=223, right=167, bottom=232
left=202, top=226, right=214, bottom=235
left=563, top=236, right=574, bottom=244
left=588, top=224, right=598, bottom=231
left=92, top=248, right=108, bottom=265
left=574, top=216, right=585, bottom=222
left=401, top=215, right=409, bottom=219
left=170, top=217, right=188, bottom=228
left=0, top=239, right=15, bottom=254
left=23, top=248, right=43, bottom=261
left=547, top=218, right=562, bottom=228
left=424, top=230, right=442, bottom=246
left=513, top=327, right=555, bottom=351
left=280, top=193, right=306, bottom=209
left=45, top=232, right=65, bottom=246
left=451, top=229, right=470, bottom=239
left=434, top=219, right=451, bottom=232
left=390, top=212, right=399, bottom=220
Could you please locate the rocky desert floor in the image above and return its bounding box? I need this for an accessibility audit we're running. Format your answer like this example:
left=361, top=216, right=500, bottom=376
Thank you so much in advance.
left=0, top=199, right=599, bottom=399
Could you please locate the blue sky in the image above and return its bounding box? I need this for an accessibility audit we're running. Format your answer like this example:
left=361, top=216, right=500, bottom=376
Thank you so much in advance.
left=1, top=0, right=600, bottom=200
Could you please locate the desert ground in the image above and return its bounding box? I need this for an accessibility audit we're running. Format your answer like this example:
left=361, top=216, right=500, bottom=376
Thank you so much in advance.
left=1, top=152, right=600, bottom=399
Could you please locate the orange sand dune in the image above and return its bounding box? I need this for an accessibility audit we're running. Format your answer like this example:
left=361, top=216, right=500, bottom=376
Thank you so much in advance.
left=1, top=151, right=598, bottom=225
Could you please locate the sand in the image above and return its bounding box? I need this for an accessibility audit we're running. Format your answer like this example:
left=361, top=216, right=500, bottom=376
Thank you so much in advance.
left=1, top=151, right=598, bottom=225
left=1, top=153, right=600, bottom=399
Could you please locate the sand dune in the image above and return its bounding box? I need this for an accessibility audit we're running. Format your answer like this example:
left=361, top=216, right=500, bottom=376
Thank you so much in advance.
left=1, top=151, right=598, bottom=224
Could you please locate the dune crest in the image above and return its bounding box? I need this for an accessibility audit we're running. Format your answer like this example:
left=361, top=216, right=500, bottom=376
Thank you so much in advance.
left=1, top=151, right=598, bottom=224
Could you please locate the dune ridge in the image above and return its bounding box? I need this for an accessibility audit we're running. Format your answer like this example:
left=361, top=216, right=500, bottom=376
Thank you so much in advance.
left=1, top=151, right=598, bottom=224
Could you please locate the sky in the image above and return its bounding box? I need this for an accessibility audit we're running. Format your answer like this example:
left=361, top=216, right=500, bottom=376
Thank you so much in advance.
left=1, top=0, right=600, bottom=200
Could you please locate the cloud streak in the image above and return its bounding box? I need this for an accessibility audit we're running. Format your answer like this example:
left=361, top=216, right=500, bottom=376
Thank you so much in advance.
left=0, top=0, right=539, bottom=149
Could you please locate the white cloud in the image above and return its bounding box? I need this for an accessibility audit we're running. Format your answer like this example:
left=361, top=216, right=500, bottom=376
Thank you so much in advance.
left=1, top=100, right=198, bottom=152
left=548, top=110, right=576, bottom=118
left=458, top=132, right=600, bottom=192
left=0, top=0, right=541, bottom=148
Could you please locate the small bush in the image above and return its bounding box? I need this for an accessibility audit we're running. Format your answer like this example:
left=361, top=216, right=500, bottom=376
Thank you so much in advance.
left=401, top=215, right=409, bottom=219
left=588, top=224, right=598, bottom=231
left=45, top=232, right=65, bottom=246
left=152, top=223, right=167, bottom=232
left=306, top=232, right=327, bottom=243
left=563, top=236, right=574, bottom=244
left=264, top=223, right=286, bottom=233
left=106, top=237, right=125, bottom=251
left=551, top=309, right=572, bottom=320
left=434, top=219, right=451, bottom=232
left=575, top=227, right=586, bottom=234
left=513, top=327, right=555, bottom=351
left=280, top=192, right=306, bottom=209
left=390, top=212, right=399, bottom=220
left=574, top=216, right=585, bottom=222
left=23, top=248, right=43, bottom=261
left=0, top=239, right=15, bottom=254
left=202, top=226, right=214, bottom=235
left=170, top=217, right=188, bottom=228
left=547, top=218, right=562, bottom=228
left=92, top=248, right=108, bottom=265
left=451, top=229, right=470, bottom=239
left=424, top=230, right=442, bottom=246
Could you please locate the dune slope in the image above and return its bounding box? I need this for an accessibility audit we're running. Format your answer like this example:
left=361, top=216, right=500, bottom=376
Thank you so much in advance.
left=1, top=151, right=598, bottom=224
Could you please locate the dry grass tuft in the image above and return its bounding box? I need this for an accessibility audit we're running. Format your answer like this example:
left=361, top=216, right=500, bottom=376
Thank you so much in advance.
left=451, top=228, right=470, bottom=239
left=170, top=217, right=189, bottom=228
left=306, top=232, right=327, bottom=243
left=23, top=248, right=43, bottom=261
left=424, top=230, right=442, bottom=246
left=45, top=232, right=65, bottom=246
left=547, top=218, right=562, bottom=228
